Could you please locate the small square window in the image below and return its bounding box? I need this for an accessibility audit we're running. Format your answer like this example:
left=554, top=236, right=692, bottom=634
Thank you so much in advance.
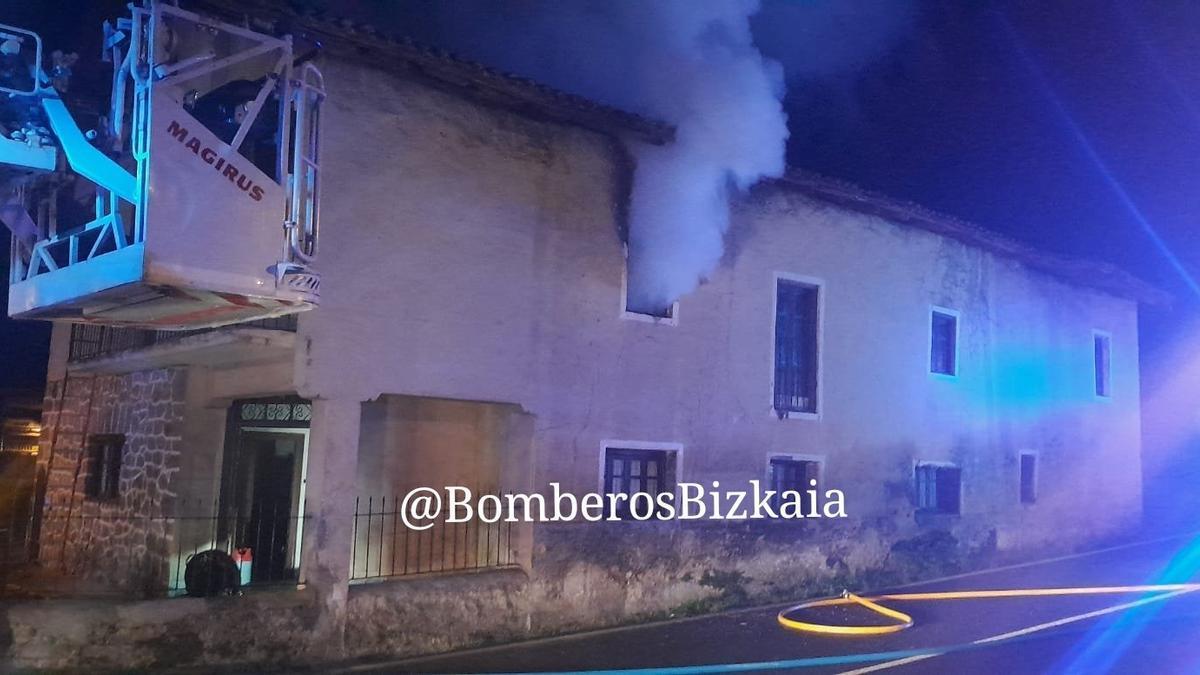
left=1020, top=453, right=1037, bottom=504
left=915, top=463, right=961, bottom=515
left=85, top=434, right=124, bottom=501
left=1094, top=333, right=1111, bottom=397
left=769, top=457, right=820, bottom=514
left=603, top=448, right=675, bottom=519
left=930, top=309, right=958, bottom=376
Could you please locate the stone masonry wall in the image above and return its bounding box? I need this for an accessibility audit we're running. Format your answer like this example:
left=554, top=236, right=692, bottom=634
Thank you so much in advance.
left=36, top=368, right=187, bottom=595
left=0, top=510, right=1098, bottom=672
left=343, top=515, right=1004, bottom=661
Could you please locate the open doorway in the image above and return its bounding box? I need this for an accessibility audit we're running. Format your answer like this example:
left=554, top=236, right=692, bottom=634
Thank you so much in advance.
left=219, top=398, right=310, bottom=584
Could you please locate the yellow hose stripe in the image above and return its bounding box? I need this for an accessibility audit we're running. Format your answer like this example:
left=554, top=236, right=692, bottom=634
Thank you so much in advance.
left=777, top=584, right=1200, bottom=636
left=847, top=593, right=915, bottom=625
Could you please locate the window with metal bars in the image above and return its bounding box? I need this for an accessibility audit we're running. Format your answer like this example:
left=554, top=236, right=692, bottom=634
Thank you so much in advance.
left=769, top=457, right=820, bottom=514
left=603, top=448, right=674, bottom=519
left=914, top=463, right=961, bottom=515
left=1020, top=453, right=1037, bottom=504
left=930, top=309, right=958, bottom=376
left=773, top=279, right=819, bottom=416
left=1094, top=333, right=1111, bottom=397
left=85, top=434, right=124, bottom=501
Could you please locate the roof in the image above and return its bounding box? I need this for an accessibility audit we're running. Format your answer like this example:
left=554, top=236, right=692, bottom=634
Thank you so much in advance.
left=193, top=3, right=1160, bottom=306
left=192, top=0, right=674, bottom=146
left=767, top=170, right=1169, bottom=306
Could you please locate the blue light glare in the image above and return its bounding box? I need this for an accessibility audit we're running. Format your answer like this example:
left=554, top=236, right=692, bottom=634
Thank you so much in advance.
left=989, top=352, right=1054, bottom=407
left=996, top=13, right=1200, bottom=300
left=954, top=346, right=1091, bottom=420
left=1055, top=536, right=1200, bottom=674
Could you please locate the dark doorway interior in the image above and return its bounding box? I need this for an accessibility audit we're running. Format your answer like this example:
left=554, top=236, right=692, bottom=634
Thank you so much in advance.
left=231, top=432, right=303, bottom=582
left=219, top=397, right=311, bottom=585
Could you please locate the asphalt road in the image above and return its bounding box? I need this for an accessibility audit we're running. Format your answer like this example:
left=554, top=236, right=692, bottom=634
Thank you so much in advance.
left=331, top=535, right=1200, bottom=674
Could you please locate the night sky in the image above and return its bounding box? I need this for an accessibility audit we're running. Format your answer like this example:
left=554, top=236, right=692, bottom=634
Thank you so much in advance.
left=768, top=1, right=1200, bottom=361
left=2, top=0, right=1198, bottom=392
left=777, top=1, right=1200, bottom=285
left=366, top=0, right=1199, bottom=360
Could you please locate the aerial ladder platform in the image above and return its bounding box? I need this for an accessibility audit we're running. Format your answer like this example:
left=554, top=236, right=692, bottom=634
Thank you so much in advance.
left=0, top=1, right=323, bottom=329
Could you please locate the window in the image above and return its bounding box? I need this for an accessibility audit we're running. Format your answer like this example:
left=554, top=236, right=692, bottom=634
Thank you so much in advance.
left=622, top=249, right=678, bottom=323
left=603, top=447, right=675, bottom=518
left=915, top=463, right=961, bottom=515
left=773, top=278, right=820, bottom=416
left=1020, top=453, right=1037, bottom=504
left=769, top=457, right=820, bottom=513
left=930, top=308, right=958, bottom=376
left=1094, top=332, right=1111, bottom=397
left=85, top=434, right=124, bottom=500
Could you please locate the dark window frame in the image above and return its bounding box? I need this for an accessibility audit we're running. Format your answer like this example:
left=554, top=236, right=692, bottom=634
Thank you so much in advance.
left=914, top=463, right=961, bottom=515
left=602, top=447, right=676, bottom=519
left=1094, top=332, right=1112, bottom=398
left=773, top=277, right=821, bottom=417
left=768, top=456, right=821, bottom=514
left=1020, top=453, right=1037, bottom=504
left=930, top=308, right=959, bottom=376
left=84, top=434, right=125, bottom=501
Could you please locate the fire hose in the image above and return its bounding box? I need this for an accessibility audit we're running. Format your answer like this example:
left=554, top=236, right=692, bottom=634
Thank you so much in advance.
left=777, top=584, right=1200, bottom=636
left=346, top=580, right=1200, bottom=674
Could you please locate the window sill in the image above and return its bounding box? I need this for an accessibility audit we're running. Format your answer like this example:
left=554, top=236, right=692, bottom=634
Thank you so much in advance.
left=914, top=509, right=960, bottom=525
left=772, top=409, right=820, bottom=422
left=620, top=309, right=678, bottom=327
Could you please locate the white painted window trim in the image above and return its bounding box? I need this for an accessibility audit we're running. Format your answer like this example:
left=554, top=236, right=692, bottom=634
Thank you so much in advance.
left=619, top=245, right=678, bottom=326
left=769, top=272, right=825, bottom=421
left=1092, top=329, right=1113, bottom=401
left=1018, top=450, right=1039, bottom=505
left=913, top=459, right=964, bottom=515
left=598, top=439, right=684, bottom=496
left=928, top=305, right=961, bottom=379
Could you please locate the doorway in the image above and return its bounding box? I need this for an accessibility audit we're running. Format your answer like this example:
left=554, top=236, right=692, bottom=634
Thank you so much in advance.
left=219, top=398, right=311, bottom=583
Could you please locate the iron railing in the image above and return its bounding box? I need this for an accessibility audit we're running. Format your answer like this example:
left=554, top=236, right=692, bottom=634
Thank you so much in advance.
left=773, top=279, right=819, bottom=416
left=1, top=491, right=515, bottom=598
left=350, top=494, right=516, bottom=581
left=68, top=314, right=298, bottom=362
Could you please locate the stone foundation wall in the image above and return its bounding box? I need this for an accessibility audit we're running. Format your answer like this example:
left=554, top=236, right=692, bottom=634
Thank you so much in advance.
left=2, top=588, right=321, bottom=672
left=2, top=509, right=1120, bottom=671
left=36, top=369, right=187, bottom=594
left=343, top=515, right=1003, bottom=661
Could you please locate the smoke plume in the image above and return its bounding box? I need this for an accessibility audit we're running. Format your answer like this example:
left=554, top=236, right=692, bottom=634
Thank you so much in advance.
left=616, top=2, right=789, bottom=313
left=349, top=0, right=913, bottom=312
left=367, top=0, right=789, bottom=313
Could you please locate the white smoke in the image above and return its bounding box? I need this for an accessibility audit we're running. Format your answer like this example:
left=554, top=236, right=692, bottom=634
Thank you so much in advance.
left=346, top=0, right=917, bottom=312
left=360, top=0, right=789, bottom=314
left=618, top=1, right=789, bottom=313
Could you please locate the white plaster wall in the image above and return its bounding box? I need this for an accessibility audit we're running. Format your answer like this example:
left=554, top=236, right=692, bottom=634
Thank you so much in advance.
left=297, top=56, right=1142, bottom=550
